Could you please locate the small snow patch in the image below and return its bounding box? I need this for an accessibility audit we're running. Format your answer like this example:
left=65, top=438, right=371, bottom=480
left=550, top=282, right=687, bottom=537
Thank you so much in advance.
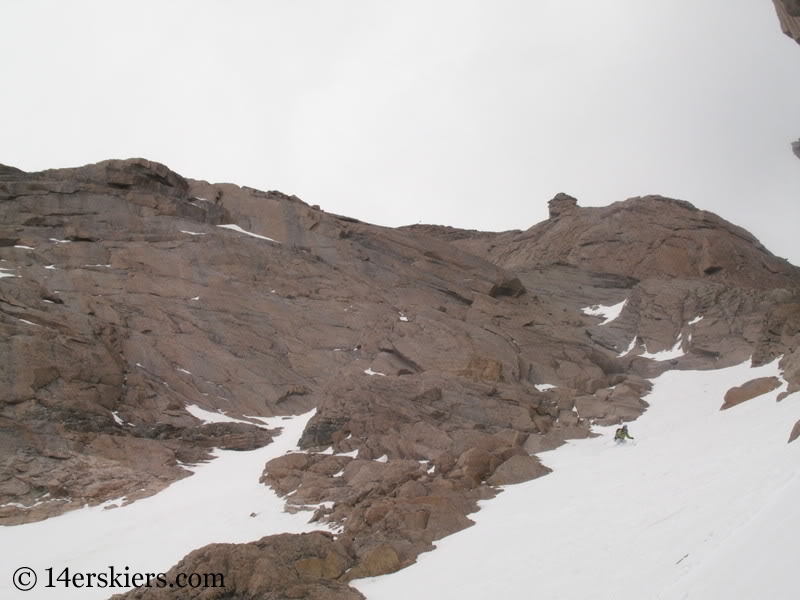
left=688, top=315, right=704, bottom=325
left=364, top=368, right=386, bottom=377
left=375, top=454, right=389, bottom=463
left=49, top=238, right=71, bottom=244
left=581, top=299, right=628, bottom=325
left=177, top=368, right=193, bottom=375
left=218, top=224, right=279, bottom=243
left=18, top=319, right=38, bottom=326
left=186, top=404, right=268, bottom=429
left=535, top=384, right=556, bottom=392
left=14, top=245, right=34, bottom=250
left=180, top=230, right=206, bottom=236
left=112, top=411, right=124, bottom=426
left=44, top=265, right=57, bottom=270
left=641, top=334, right=685, bottom=361
left=619, top=335, right=638, bottom=358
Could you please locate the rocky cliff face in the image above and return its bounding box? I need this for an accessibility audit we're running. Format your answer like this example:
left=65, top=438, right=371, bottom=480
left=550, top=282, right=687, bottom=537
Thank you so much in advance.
left=774, top=0, right=800, bottom=43
left=2, top=160, right=798, bottom=599
left=773, top=1, right=800, bottom=162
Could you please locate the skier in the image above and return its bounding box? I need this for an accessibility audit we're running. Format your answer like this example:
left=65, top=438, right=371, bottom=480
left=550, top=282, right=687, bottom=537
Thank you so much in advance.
left=614, top=424, right=634, bottom=443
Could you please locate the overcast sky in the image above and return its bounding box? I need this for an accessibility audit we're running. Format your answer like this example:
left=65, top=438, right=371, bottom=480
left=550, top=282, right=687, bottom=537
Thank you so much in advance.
left=2, top=1, right=799, bottom=264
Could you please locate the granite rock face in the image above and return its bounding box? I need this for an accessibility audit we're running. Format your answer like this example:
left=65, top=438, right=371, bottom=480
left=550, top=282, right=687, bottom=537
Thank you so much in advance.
left=774, top=0, right=800, bottom=44
left=2, top=160, right=799, bottom=599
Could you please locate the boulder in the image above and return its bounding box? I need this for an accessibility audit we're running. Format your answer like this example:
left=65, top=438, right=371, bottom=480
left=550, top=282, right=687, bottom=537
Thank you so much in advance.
left=721, top=377, right=782, bottom=410
left=487, top=454, right=551, bottom=486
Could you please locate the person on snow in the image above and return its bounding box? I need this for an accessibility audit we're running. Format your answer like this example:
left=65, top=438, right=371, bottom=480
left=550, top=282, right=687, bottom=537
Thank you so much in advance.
left=614, top=424, right=634, bottom=443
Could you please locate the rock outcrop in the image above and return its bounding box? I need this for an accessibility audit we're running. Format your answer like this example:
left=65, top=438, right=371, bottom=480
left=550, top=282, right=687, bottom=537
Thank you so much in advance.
left=721, top=377, right=783, bottom=410
left=2, top=160, right=799, bottom=599
left=774, top=0, right=800, bottom=44
left=112, top=532, right=365, bottom=600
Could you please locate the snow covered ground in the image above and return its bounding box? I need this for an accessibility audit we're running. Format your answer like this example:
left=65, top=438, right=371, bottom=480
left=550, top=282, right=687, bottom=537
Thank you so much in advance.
left=0, top=410, right=323, bottom=599
left=3, top=362, right=798, bottom=600
left=355, top=359, right=800, bottom=600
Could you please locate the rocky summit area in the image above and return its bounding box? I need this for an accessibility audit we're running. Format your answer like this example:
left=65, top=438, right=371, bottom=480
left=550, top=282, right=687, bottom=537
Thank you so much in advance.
left=1, top=158, right=799, bottom=599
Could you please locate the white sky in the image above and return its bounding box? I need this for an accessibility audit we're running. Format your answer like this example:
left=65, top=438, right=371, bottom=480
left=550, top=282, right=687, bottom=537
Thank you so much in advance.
left=2, top=1, right=799, bottom=265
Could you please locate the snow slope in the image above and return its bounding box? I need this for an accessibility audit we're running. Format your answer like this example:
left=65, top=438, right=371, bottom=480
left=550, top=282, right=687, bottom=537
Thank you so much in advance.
left=355, top=360, right=800, bottom=600
left=0, top=411, right=323, bottom=600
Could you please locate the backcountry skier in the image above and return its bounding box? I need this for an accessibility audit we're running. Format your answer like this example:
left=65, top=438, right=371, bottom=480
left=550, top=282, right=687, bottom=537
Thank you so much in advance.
left=614, top=424, right=634, bottom=443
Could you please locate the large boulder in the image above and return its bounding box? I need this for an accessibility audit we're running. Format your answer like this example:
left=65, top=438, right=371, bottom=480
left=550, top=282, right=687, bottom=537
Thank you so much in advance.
left=721, top=377, right=782, bottom=410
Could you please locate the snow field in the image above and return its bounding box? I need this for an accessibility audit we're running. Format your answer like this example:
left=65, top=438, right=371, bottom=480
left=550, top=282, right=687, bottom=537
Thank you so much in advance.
left=0, top=410, right=325, bottom=600
left=355, top=359, right=800, bottom=600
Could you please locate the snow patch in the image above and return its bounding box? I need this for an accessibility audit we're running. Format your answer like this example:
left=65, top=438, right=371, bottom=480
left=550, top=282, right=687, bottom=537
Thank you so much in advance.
left=534, top=384, right=556, bottom=392
left=375, top=454, right=389, bottom=463
left=218, top=224, right=279, bottom=243
left=14, top=245, right=34, bottom=250
left=364, top=368, right=386, bottom=377
left=180, top=230, right=206, bottom=236
left=184, top=404, right=264, bottom=427
left=641, top=334, right=685, bottom=361
left=581, top=299, right=627, bottom=325
left=619, top=335, right=638, bottom=358
left=689, top=315, right=704, bottom=325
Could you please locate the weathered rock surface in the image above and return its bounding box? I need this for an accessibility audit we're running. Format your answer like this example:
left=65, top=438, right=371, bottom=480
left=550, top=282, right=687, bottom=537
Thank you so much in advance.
left=789, top=420, right=800, bottom=443
left=427, top=195, right=799, bottom=289
left=113, top=532, right=365, bottom=600
left=2, top=160, right=799, bottom=599
left=721, top=377, right=782, bottom=410
left=774, top=0, right=800, bottom=44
